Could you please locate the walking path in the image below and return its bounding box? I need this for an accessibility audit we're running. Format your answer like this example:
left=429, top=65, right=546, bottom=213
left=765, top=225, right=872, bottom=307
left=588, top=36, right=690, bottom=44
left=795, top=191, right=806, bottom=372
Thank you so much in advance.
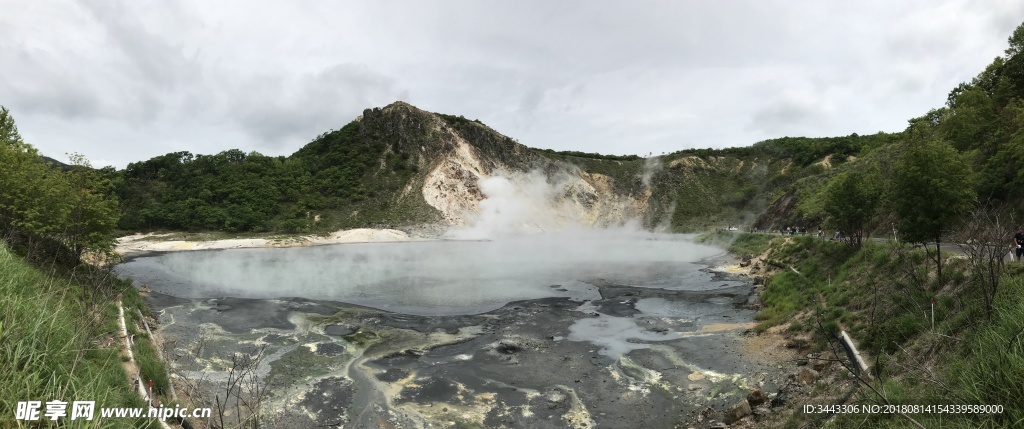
left=116, top=298, right=174, bottom=429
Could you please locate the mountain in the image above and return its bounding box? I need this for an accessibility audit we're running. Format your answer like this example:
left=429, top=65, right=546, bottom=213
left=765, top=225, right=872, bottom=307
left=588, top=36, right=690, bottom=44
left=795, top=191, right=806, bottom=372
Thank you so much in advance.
left=114, top=22, right=1024, bottom=236
left=114, top=101, right=816, bottom=234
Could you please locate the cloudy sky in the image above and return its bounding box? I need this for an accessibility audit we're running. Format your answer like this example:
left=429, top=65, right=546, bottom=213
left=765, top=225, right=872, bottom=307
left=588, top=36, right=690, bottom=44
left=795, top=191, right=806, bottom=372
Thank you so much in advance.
left=2, top=1, right=1023, bottom=168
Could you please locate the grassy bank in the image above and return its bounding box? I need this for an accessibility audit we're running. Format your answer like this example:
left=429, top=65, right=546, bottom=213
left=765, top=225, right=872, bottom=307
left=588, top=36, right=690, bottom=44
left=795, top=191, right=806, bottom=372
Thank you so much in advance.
left=0, top=244, right=162, bottom=428
left=717, top=232, right=1024, bottom=428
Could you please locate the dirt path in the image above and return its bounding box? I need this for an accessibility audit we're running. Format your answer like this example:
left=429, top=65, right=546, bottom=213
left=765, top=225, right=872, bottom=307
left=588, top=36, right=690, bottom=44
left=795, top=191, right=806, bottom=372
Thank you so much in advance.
left=116, top=298, right=173, bottom=429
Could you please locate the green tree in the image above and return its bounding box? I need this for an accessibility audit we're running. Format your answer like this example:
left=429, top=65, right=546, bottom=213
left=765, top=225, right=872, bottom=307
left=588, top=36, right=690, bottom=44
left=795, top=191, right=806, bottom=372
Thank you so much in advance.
left=1004, top=21, right=1024, bottom=93
left=0, top=109, right=67, bottom=247
left=64, top=153, right=120, bottom=257
left=0, top=107, right=119, bottom=261
left=890, top=137, right=976, bottom=281
left=940, top=86, right=997, bottom=154
left=823, top=166, right=882, bottom=248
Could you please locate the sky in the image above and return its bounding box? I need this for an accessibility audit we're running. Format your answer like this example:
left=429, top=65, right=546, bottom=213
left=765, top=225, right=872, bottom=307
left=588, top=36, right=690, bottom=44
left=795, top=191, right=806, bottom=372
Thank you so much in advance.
left=2, top=1, right=1023, bottom=168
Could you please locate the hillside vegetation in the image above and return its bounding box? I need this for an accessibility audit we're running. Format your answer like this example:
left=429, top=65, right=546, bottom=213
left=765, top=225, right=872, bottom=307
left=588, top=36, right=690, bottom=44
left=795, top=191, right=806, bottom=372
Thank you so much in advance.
left=1, top=108, right=168, bottom=427
left=715, top=232, right=1024, bottom=428
left=0, top=245, right=154, bottom=428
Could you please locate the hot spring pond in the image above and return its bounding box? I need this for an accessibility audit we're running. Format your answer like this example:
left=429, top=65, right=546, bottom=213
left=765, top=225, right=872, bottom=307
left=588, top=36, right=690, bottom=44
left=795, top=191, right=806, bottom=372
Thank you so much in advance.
left=115, top=234, right=790, bottom=428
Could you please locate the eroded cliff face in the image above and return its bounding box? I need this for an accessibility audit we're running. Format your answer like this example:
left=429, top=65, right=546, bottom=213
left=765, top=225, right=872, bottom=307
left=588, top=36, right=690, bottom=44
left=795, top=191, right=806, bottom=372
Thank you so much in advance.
left=558, top=170, right=648, bottom=228
left=422, top=136, right=489, bottom=225
left=386, top=102, right=648, bottom=231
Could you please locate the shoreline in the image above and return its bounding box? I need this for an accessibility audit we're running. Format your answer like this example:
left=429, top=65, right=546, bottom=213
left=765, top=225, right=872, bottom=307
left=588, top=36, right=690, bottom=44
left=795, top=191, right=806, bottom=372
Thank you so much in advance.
left=114, top=227, right=419, bottom=257
left=708, top=244, right=813, bottom=427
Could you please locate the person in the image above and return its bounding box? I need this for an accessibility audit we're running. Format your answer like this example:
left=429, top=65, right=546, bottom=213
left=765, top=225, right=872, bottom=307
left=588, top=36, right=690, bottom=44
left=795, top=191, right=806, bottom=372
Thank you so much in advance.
left=1014, top=226, right=1024, bottom=262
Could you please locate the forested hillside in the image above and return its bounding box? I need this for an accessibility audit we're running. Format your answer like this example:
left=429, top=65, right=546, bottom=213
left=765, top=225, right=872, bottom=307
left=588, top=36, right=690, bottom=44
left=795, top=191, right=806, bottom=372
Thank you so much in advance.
left=757, top=22, right=1024, bottom=236
left=107, top=104, right=907, bottom=235
left=12, top=24, right=1024, bottom=240
left=113, top=115, right=434, bottom=233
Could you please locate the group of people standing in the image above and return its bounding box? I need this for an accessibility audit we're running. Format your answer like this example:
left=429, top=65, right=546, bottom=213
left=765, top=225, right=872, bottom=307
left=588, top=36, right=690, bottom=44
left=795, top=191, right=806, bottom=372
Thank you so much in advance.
left=779, top=226, right=809, bottom=235
left=776, top=226, right=836, bottom=240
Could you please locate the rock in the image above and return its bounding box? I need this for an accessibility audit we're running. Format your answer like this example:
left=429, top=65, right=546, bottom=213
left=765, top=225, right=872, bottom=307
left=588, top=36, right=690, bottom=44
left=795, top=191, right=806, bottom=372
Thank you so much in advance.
left=724, top=399, right=752, bottom=424
left=812, top=360, right=828, bottom=371
left=495, top=340, right=522, bottom=355
left=796, top=358, right=808, bottom=366
left=773, top=385, right=797, bottom=408
left=746, top=389, right=769, bottom=407
left=544, top=389, right=569, bottom=409
left=698, top=406, right=716, bottom=422
left=785, top=338, right=808, bottom=349
left=544, top=390, right=567, bottom=406
left=799, top=367, right=819, bottom=385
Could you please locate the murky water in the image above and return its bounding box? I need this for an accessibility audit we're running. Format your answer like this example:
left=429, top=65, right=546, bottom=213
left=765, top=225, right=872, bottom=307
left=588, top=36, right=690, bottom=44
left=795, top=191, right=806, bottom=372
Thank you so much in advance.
left=115, top=232, right=738, bottom=316
left=115, top=232, right=784, bottom=428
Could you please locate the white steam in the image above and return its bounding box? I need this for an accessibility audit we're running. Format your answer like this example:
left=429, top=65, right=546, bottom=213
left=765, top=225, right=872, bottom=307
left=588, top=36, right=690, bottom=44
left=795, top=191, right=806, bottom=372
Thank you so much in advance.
left=116, top=236, right=730, bottom=316
left=445, top=169, right=599, bottom=240
left=639, top=156, right=663, bottom=190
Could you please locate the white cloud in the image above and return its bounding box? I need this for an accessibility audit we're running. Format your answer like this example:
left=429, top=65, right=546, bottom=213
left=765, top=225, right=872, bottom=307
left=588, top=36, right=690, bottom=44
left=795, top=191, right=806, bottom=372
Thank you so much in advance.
left=1, top=0, right=1022, bottom=167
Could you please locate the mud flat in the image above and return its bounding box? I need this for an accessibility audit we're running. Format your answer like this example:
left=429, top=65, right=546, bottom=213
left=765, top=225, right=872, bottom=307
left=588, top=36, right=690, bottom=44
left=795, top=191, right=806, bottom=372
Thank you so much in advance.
left=143, top=266, right=793, bottom=428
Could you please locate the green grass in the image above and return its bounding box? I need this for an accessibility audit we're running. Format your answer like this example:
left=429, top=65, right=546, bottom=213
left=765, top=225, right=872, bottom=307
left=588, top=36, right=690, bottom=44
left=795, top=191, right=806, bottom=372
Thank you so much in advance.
left=696, top=231, right=777, bottom=256
left=125, top=316, right=170, bottom=397
left=0, top=244, right=156, bottom=427
left=941, top=275, right=1024, bottom=427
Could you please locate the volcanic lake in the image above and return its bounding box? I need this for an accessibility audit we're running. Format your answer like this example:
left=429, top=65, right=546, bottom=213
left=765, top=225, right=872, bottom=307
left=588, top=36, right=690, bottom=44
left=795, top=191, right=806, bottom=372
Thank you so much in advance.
left=115, top=231, right=789, bottom=428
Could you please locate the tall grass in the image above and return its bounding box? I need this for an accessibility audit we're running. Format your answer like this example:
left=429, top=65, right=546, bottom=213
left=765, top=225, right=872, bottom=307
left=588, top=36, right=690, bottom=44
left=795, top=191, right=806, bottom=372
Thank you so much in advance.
left=944, top=275, right=1024, bottom=427
left=0, top=245, right=152, bottom=427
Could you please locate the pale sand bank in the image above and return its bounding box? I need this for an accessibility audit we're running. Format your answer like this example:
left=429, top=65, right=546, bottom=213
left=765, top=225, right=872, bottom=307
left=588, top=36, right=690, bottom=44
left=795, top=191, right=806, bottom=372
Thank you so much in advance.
left=115, top=228, right=411, bottom=255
